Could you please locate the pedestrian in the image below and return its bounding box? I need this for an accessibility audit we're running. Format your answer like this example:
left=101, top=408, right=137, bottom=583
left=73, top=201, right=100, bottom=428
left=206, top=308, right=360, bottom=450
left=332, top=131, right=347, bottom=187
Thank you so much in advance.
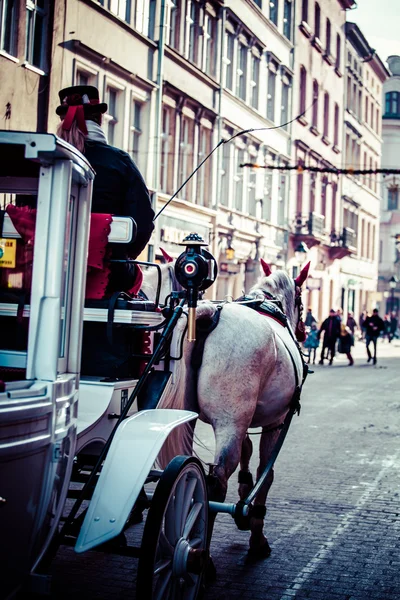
left=365, top=308, right=385, bottom=365
left=55, top=85, right=155, bottom=296
left=305, top=307, right=317, bottom=328
left=359, top=311, right=367, bottom=340
left=304, top=322, right=319, bottom=364
left=346, top=311, right=357, bottom=335
left=336, top=308, right=343, bottom=322
left=338, top=323, right=354, bottom=366
left=389, top=312, right=398, bottom=342
left=383, top=315, right=391, bottom=343
left=318, top=309, right=341, bottom=365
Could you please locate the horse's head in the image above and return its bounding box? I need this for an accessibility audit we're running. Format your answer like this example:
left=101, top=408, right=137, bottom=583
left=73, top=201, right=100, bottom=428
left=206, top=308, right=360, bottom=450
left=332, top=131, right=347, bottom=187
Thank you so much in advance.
left=254, top=260, right=310, bottom=341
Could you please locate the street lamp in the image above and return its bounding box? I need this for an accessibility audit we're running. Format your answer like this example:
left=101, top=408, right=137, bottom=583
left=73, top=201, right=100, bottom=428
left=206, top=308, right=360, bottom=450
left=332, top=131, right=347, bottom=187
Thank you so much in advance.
left=294, top=241, right=308, bottom=265
left=389, top=275, right=398, bottom=314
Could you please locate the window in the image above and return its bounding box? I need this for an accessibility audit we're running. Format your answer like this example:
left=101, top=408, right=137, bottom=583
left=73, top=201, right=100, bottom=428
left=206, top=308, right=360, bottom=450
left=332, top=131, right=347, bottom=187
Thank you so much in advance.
left=321, top=177, right=327, bottom=216
left=283, top=0, right=292, bottom=40
left=263, top=153, right=275, bottom=221
left=314, top=2, right=320, bottom=39
left=278, top=167, right=287, bottom=226
left=236, top=40, right=248, bottom=101
left=267, top=64, right=277, bottom=121
left=168, top=0, right=181, bottom=50
left=130, top=100, right=142, bottom=168
left=385, top=91, right=400, bottom=117
left=178, top=115, right=194, bottom=200
left=312, top=79, right=319, bottom=129
left=323, top=92, right=329, bottom=138
left=26, top=0, right=48, bottom=69
left=250, top=53, right=260, bottom=110
left=77, top=71, right=89, bottom=86
left=0, top=0, right=18, bottom=56
left=248, top=166, right=257, bottom=216
left=187, top=0, right=200, bottom=66
left=309, top=172, right=316, bottom=212
left=109, top=0, right=131, bottom=22
left=333, top=103, right=339, bottom=146
left=388, top=188, right=399, bottom=210
left=299, top=65, right=307, bottom=114
left=335, top=34, right=341, bottom=71
left=220, top=133, right=232, bottom=207
left=106, top=87, right=119, bottom=146
left=301, top=0, right=308, bottom=22
left=270, top=0, right=278, bottom=26
left=376, top=107, right=380, bottom=134
left=325, top=18, right=331, bottom=55
left=160, top=105, right=175, bottom=194
left=234, top=147, right=245, bottom=211
left=225, top=30, right=235, bottom=91
left=281, top=74, right=291, bottom=129
left=196, top=125, right=212, bottom=207
left=204, top=12, right=217, bottom=77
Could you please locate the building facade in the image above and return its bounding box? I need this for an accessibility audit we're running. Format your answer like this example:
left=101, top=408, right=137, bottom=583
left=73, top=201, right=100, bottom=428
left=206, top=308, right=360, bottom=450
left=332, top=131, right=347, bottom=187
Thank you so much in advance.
left=290, top=0, right=355, bottom=320
left=379, top=54, right=400, bottom=315
left=340, top=23, right=388, bottom=320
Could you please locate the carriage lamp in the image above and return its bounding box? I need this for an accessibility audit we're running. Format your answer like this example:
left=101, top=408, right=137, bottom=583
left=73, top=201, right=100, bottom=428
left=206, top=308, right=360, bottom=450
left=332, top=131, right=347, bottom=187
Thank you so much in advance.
left=175, top=233, right=218, bottom=342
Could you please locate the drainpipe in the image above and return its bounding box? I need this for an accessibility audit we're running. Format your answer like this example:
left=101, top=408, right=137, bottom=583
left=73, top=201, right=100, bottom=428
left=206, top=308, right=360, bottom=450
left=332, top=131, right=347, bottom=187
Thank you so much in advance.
left=151, top=0, right=167, bottom=260
left=284, top=4, right=296, bottom=270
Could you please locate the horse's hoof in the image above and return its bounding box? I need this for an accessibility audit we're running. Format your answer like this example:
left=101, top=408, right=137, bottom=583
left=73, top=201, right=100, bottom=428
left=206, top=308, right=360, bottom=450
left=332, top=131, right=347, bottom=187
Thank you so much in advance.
left=246, top=540, right=271, bottom=562
left=204, top=556, right=217, bottom=584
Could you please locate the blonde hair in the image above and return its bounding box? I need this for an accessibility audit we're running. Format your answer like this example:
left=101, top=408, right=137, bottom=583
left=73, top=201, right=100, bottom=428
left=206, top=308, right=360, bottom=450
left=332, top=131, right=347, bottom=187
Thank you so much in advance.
left=56, top=120, right=86, bottom=153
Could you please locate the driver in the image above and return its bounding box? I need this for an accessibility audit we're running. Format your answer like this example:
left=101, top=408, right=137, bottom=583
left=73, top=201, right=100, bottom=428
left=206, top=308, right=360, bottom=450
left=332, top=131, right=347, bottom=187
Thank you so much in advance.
left=55, top=85, right=154, bottom=296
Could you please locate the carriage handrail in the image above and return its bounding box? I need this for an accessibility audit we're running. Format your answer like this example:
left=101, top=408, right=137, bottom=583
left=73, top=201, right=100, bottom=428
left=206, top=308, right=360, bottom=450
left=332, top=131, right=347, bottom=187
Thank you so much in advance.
left=109, top=260, right=162, bottom=308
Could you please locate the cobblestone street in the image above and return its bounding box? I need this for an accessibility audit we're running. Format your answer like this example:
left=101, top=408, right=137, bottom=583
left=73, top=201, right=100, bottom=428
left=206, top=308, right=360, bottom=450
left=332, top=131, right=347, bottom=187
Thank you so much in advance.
left=49, top=340, right=400, bottom=600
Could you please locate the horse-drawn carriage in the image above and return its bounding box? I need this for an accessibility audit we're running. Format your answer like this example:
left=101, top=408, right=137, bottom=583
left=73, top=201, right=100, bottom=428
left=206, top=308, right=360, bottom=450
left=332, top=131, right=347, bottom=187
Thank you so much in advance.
left=0, top=131, right=309, bottom=599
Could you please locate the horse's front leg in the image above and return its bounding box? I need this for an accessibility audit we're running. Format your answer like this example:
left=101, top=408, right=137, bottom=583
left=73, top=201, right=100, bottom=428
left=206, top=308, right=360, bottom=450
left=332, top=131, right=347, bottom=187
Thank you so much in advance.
left=248, top=425, right=281, bottom=559
left=238, top=434, right=254, bottom=500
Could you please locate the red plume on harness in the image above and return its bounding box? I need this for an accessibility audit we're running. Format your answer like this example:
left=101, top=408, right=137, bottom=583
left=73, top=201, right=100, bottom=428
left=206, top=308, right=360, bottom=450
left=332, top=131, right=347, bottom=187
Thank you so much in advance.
left=294, top=261, right=310, bottom=287
left=160, top=247, right=174, bottom=263
left=260, top=258, right=272, bottom=276
left=294, top=262, right=310, bottom=342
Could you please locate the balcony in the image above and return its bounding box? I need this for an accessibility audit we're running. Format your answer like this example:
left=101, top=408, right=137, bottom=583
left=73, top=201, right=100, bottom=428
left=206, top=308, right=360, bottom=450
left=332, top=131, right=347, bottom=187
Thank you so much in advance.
left=292, top=211, right=327, bottom=248
left=329, top=227, right=357, bottom=260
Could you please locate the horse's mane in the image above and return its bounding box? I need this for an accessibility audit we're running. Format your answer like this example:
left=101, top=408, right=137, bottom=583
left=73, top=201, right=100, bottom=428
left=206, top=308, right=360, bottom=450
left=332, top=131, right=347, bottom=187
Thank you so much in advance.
left=251, top=270, right=296, bottom=329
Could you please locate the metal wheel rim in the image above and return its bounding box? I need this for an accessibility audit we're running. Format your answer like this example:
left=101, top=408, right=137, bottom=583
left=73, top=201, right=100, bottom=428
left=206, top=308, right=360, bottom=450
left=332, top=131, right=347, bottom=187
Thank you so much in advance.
left=137, top=456, right=208, bottom=600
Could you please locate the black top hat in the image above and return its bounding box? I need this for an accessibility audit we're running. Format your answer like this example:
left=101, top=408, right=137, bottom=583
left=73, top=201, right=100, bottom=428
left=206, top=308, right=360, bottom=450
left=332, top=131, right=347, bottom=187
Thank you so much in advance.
left=56, top=85, right=108, bottom=116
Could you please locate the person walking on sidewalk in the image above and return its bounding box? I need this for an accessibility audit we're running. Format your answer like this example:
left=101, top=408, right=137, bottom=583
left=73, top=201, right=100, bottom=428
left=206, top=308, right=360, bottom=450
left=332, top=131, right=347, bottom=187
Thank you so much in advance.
left=318, top=309, right=341, bottom=365
left=365, top=309, right=385, bottom=365
left=305, top=307, right=317, bottom=328
left=389, top=312, right=398, bottom=342
left=304, top=322, right=320, bottom=364
left=338, top=323, right=354, bottom=366
left=346, top=311, right=357, bottom=335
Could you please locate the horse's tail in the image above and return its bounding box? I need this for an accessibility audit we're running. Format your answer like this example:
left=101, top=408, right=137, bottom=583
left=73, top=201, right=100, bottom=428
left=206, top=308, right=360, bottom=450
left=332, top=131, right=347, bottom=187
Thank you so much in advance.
left=157, top=302, right=218, bottom=468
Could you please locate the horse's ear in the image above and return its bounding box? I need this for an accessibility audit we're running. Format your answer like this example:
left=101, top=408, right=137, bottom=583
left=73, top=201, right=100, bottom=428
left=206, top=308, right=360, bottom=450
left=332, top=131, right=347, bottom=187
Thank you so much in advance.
left=160, top=247, right=174, bottom=263
left=295, top=261, right=311, bottom=287
left=260, top=258, right=272, bottom=277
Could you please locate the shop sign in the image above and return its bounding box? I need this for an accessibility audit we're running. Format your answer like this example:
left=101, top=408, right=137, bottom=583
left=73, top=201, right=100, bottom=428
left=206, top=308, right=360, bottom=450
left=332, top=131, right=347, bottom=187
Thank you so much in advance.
left=306, top=277, right=321, bottom=291
left=0, top=238, right=16, bottom=268
left=158, top=215, right=209, bottom=254
left=220, top=262, right=241, bottom=275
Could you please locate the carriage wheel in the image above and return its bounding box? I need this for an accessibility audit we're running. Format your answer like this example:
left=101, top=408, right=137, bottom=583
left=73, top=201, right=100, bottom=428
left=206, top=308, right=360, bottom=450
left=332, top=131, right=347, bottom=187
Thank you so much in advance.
left=137, top=456, right=209, bottom=600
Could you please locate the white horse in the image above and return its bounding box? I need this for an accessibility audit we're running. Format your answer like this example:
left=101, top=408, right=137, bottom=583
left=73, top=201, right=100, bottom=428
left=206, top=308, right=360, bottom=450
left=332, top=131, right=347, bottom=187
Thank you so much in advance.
left=139, top=250, right=179, bottom=306
left=156, top=259, right=310, bottom=559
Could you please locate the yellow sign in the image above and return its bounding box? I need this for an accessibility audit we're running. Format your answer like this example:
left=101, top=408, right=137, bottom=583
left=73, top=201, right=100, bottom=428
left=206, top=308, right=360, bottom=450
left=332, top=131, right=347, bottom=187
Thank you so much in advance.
left=0, top=238, right=17, bottom=268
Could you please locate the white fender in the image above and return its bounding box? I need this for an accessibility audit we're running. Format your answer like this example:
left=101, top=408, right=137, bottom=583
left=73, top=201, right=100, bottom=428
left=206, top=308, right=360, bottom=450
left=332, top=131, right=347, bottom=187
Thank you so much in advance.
left=75, top=409, right=197, bottom=553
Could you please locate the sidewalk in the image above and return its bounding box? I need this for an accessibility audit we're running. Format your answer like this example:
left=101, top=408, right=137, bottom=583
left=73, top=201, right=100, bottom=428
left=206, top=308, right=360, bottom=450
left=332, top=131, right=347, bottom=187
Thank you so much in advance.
left=311, top=336, right=400, bottom=366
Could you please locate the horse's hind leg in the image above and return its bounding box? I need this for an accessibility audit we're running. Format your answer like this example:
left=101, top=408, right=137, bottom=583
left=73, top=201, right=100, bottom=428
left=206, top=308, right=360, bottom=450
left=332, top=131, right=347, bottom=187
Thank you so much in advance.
left=248, top=426, right=281, bottom=558
left=238, top=434, right=254, bottom=500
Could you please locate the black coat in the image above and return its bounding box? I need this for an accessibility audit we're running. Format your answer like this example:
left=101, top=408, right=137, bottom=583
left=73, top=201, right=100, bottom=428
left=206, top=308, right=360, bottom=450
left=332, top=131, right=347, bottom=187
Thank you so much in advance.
left=365, top=314, right=384, bottom=338
left=319, top=316, right=341, bottom=341
left=85, top=140, right=154, bottom=260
